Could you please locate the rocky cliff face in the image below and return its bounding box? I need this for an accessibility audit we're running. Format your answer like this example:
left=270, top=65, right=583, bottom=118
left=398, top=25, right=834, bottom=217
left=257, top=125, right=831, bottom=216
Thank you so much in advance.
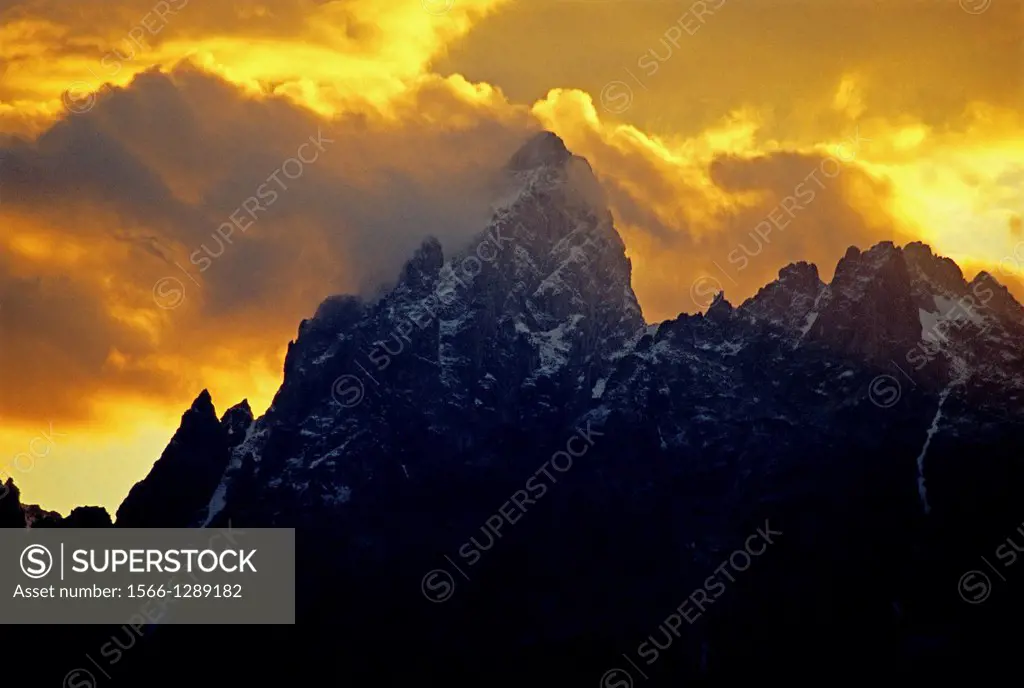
left=1, top=477, right=112, bottom=528
left=28, top=131, right=1024, bottom=681
left=0, top=478, right=25, bottom=527
left=115, top=390, right=252, bottom=527
left=192, top=131, right=645, bottom=528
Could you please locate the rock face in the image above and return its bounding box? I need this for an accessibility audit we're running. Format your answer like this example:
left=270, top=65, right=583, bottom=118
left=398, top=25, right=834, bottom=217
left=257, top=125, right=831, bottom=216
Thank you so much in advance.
left=21, top=504, right=63, bottom=528
left=803, top=242, right=922, bottom=363
left=0, top=479, right=25, bottom=527
left=61, top=506, right=113, bottom=528
left=77, top=132, right=1024, bottom=680
left=739, top=260, right=825, bottom=335
left=186, top=132, right=645, bottom=529
left=0, top=478, right=112, bottom=528
left=115, top=390, right=252, bottom=527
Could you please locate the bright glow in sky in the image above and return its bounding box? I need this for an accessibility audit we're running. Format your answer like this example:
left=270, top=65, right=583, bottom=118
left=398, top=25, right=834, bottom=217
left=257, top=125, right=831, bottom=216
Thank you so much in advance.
left=1, top=0, right=1021, bottom=513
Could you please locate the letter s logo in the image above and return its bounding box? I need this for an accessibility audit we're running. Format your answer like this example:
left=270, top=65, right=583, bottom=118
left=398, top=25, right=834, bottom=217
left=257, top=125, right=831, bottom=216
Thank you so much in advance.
left=20, top=544, right=53, bottom=579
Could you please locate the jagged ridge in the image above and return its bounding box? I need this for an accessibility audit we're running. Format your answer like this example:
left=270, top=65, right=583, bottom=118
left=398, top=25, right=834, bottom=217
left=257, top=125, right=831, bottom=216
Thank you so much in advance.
left=16, top=131, right=1024, bottom=681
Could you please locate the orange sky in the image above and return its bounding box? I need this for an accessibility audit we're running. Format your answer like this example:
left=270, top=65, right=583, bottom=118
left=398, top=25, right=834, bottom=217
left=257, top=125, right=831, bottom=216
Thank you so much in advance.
left=1, top=0, right=1022, bottom=514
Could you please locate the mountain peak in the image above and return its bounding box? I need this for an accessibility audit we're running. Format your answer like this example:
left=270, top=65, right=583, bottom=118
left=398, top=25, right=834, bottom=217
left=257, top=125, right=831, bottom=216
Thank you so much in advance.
left=778, top=260, right=821, bottom=287
left=863, top=240, right=900, bottom=265
left=903, top=240, right=966, bottom=298
left=793, top=239, right=920, bottom=362
left=970, top=270, right=1004, bottom=291
left=226, top=398, right=251, bottom=415
left=63, top=506, right=113, bottom=528
left=0, top=478, right=25, bottom=527
left=221, top=399, right=254, bottom=447
left=116, top=386, right=235, bottom=527
left=740, top=260, right=824, bottom=333
left=904, top=240, right=935, bottom=257
left=969, top=270, right=1024, bottom=325
left=507, top=131, right=571, bottom=171
left=191, top=388, right=214, bottom=413
left=399, top=236, right=444, bottom=287
left=221, top=398, right=253, bottom=424
left=706, top=291, right=733, bottom=322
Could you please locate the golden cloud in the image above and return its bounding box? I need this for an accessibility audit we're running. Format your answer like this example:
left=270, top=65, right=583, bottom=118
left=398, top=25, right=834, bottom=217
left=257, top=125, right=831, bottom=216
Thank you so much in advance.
left=0, top=0, right=1021, bottom=513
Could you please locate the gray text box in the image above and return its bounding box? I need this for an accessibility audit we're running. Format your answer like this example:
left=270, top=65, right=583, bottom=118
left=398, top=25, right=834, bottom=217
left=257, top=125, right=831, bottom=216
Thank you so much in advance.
left=0, top=527, right=294, bottom=624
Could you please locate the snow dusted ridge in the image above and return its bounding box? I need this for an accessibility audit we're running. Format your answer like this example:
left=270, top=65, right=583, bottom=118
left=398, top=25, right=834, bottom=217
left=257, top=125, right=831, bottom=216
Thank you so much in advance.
left=76, top=131, right=1024, bottom=681
left=112, top=133, right=1023, bottom=551
left=731, top=241, right=1023, bottom=394
left=196, top=131, right=646, bottom=521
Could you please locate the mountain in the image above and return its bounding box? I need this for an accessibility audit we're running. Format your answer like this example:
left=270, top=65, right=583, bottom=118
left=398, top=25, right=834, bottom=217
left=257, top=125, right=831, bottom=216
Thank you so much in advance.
left=115, top=391, right=252, bottom=527
left=13, top=131, right=1024, bottom=682
left=0, top=477, right=111, bottom=527
left=193, top=130, right=645, bottom=529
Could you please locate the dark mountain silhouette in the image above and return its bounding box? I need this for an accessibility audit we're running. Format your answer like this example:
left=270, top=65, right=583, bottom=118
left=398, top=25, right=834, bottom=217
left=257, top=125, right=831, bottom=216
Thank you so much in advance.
left=115, top=392, right=251, bottom=527
left=5, top=131, right=1023, bottom=683
left=1, top=477, right=111, bottom=527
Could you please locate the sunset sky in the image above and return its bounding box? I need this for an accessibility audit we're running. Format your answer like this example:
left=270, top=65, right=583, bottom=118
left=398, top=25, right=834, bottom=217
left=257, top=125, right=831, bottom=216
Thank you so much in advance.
left=1, top=0, right=1022, bottom=513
